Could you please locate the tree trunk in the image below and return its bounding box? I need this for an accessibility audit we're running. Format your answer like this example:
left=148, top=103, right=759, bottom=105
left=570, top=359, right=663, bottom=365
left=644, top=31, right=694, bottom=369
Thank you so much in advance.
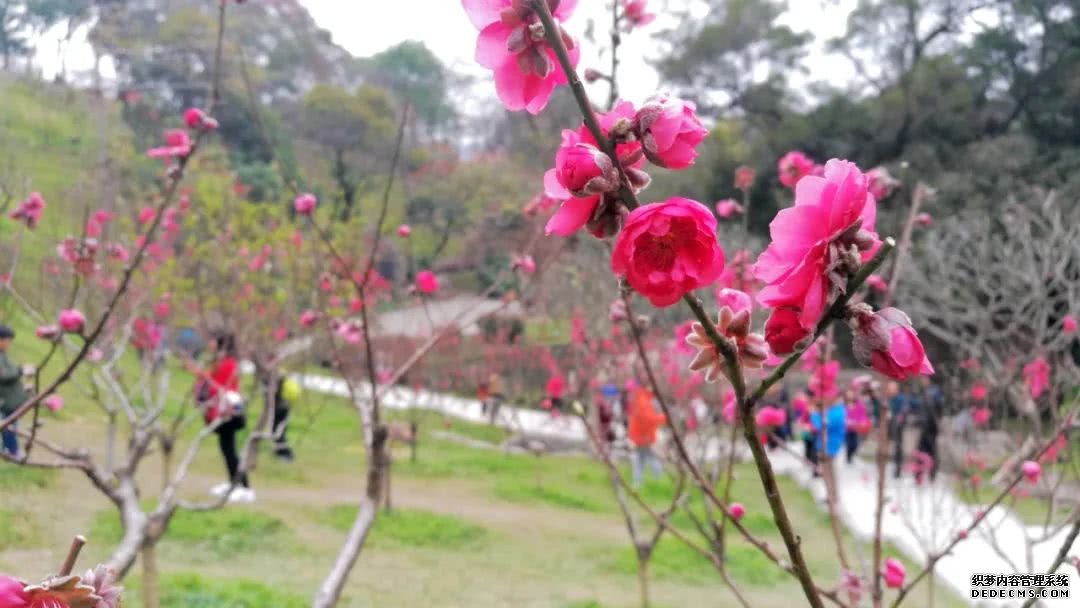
left=141, top=542, right=160, bottom=608
left=311, top=425, right=388, bottom=608
left=635, top=551, right=651, bottom=608
left=106, top=479, right=148, bottom=579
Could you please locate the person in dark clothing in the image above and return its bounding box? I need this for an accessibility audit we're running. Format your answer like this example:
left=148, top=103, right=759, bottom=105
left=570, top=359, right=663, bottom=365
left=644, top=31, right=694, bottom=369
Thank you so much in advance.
left=267, top=374, right=297, bottom=462
left=885, top=381, right=909, bottom=479
left=915, top=378, right=942, bottom=482
left=0, top=324, right=30, bottom=457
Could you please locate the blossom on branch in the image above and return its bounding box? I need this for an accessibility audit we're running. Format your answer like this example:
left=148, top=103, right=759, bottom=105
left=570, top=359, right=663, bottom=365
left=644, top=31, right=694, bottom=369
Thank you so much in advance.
left=754, top=159, right=880, bottom=332
left=8, top=193, right=45, bottom=229
left=463, top=0, right=580, bottom=115
left=611, top=197, right=724, bottom=307
left=777, top=151, right=814, bottom=188
left=621, top=0, right=655, bottom=30
left=848, top=305, right=934, bottom=381
left=635, top=95, right=708, bottom=169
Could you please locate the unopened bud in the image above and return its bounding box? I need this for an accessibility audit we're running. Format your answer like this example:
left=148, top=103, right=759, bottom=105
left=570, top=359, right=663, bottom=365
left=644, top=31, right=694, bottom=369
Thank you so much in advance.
left=584, top=68, right=604, bottom=83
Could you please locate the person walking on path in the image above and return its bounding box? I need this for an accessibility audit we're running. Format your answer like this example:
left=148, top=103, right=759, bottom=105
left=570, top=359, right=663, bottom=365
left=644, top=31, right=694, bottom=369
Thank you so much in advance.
left=267, top=372, right=299, bottom=462
left=627, top=386, right=666, bottom=487
left=186, top=332, right=253, bottom=503
left=0, top=324, right=31, bottom=458
left=844, top=389, right=870, bottom=464
left=486, top=371, right=505, bottom=424
left=885, top=382, right=911, bottom=479
left=544, top=373, right=565, bottom=413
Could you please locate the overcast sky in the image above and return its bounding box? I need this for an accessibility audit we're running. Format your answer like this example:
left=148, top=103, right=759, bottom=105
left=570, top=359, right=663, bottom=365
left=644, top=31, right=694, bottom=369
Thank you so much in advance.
left=35, top=0, right=858, bottom=109
left=301, top=0, right=857, bottom=106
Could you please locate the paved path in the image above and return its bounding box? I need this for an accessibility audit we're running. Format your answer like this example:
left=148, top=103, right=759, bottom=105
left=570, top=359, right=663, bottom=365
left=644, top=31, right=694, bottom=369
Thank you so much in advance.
left=297, top=373, right=1078, bottom=607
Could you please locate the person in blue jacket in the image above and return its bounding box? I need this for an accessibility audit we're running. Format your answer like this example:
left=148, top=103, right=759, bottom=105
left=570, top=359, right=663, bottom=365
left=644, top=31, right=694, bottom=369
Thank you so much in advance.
left=810, top=400, right=847, bottom=477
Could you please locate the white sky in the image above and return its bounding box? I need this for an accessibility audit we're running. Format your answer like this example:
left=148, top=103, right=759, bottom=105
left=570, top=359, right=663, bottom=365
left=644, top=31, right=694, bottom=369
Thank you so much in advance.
left=33, top=1, right=858, bottom=109
left=302, top=0, right=857, bottom=106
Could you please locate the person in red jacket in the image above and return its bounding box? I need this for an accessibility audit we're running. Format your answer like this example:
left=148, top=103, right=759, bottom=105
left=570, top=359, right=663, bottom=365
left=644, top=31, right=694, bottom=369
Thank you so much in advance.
left=627, top=386, right=666, bottom=487
left=186, top=332, right=252, bottom=503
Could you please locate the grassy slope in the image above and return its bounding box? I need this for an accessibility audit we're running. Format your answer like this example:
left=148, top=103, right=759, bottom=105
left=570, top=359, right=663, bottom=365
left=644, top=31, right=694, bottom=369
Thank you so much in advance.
left=0, top=371, right=966, bottom=608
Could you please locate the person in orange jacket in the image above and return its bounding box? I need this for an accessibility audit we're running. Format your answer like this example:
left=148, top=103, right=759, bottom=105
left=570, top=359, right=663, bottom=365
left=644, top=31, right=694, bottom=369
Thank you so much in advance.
left=627, top=385, right=666, bottom=487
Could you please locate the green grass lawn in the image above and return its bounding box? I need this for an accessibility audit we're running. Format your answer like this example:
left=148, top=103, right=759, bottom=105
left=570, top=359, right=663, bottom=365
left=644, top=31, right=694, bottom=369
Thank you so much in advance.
left=0, top=376, right=968, bottom=608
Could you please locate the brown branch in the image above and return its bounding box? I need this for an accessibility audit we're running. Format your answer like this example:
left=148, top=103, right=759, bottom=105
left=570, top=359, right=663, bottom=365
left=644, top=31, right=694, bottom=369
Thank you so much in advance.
left=891, top=407, right=1079, bottom=606
left=1019, top=519, right=1080, bottom=608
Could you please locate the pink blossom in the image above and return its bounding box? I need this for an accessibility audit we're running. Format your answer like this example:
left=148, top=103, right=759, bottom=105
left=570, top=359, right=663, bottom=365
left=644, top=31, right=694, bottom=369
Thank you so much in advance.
left=715, top=199, right=743, bottom=218
left=298, top=310, right=320, bottom=328
left=416, top=270, right=439, bottom=295
left=272, top=327, right=288, bottom=342
left=87, top=348, right=104, bottom=362
left=147, top=129, right=192, bottom=158
left=1023, top=356, right=1050, bottom=399
left=106, top=243, right=129, bottom=263
left=754, top=159, right=880, bottom=331
left=611, top=197, right=725, bottom=307
left=957, top=529, right=968, bottom=540
left=716, top=288, right=752, bottom=314
left=720, top=390, right=736, bottom=424
left=43, top=394, right=63, bottom=412
left=971, top=407, right=990, bottom=426
left=609, top=299, right=628, bottom=321
left=755, top=406, right=786, bottom=428
left=622, top=0, right=655, bottom=29
left=636, top=96, right=708, bottom=169
left=137, top=206, right=156, bottom=225
left=570, top=313, right=586, bottom=345
left=777, top=151, right=815, bottom=188
left=970, top=381, right=987, bottom=401
left=349, top=297, right=364, bottom=313
left=865, top=274, right=888, bottom=293
left=58, top=309, right=86, bottom=333
left=839, top=570, right=863, bottom=605
left=764, top=306, right=811, bottom=356
left=734, top=166, right=755, bottom=191
left=289, top=230, right=304, bottom=248
left=882, top=558, right=905, bottom=589
left=850, top=307, right=934, bottom=381
left=511, top=254, right=537, bottom=274
left=0, top=576, right=28, bottom=607
left=960, top=358, right=980, bottom=371
left=35, top=325, right=60, bottom=340
left=182, top=107, right=218, bottom=130
left=808, top=360, right=840, bottom=400
left=866, top=166, right=899, bottom=200
left=8, top=192, right=45, bottom=229
left=543, top=102, right=646, bottom=236
left=1021, top=460, right=1041, bottom=484
left=1063, top=315, right=1077, bottom=333
left=463, top=0, right=580, bottom=115
left=727, top=502, right=745, bottom=521
left=396, top=224, right=412, bottom=238
left=915, top=212, right=933, bottom=227
left=82, top=564, right=123, bottom=608
left=335, top=320, right=363, bottom=345
left=686, top=307, right=769, bottom=380
left=293, top=193, right=317, bottom=215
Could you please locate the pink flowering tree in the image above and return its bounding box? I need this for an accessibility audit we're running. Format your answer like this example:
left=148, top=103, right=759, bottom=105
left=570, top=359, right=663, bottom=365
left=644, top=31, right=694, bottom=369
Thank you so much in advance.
left=457, top=2, right=1080, bottom=608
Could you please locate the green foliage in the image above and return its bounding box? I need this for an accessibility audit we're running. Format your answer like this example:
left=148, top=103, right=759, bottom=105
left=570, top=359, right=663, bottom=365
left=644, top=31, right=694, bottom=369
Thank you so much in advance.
left=154, top=572, right=307, bottom=608
left=320, top=506, right=487, bottom=549
left=0, top=463, right=56, bottom=490
left=494, top=479, right=610, bottom=513
left=368, top=41, right=456, bottom=129
left=0, top=506, right=38, bottom=547
left=92, top=507, right=288, bottom=557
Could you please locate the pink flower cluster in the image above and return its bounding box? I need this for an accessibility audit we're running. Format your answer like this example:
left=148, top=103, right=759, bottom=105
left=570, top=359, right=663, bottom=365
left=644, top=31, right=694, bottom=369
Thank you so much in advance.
left=621, top=0, right=655, bottom=30
left=756, top=159, right=881, bottom=333
left=8, top=193, right=45, bottom=229
left=463, top=0, right=580, bottom=115
left=849, top=306, right=934, bottom=381
left=613, top=198, right=724, bottom=307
